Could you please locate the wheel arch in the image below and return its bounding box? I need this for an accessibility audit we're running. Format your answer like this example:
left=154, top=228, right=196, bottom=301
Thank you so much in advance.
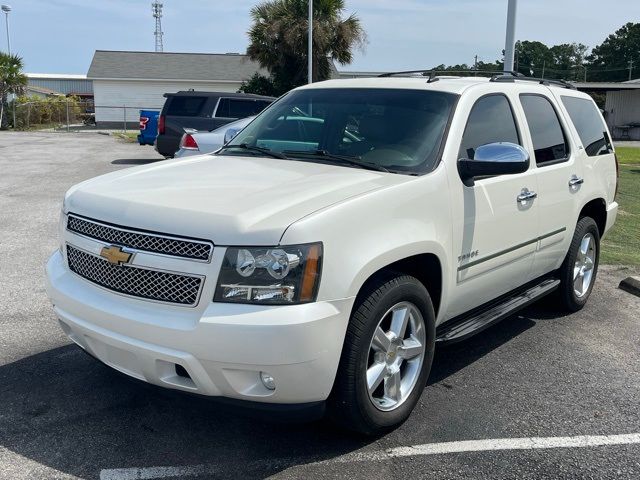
left=352, top=252, right=444, bottom=319
left=578, top=197, right=607, bottom=238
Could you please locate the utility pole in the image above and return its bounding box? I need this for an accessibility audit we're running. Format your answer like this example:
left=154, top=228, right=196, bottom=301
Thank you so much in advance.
left=629, top=59, right=634, bottom=81
left=1, top=4, right=14, bottom=129
left=503, top=0, right=517, bottom=73
left=541, top=60, right=545, bottom=79
left=1, top=4, right=10, bottom=54
left=308, top=0, right=313, bottom=83
left=152, top=2, right=164, bottom=53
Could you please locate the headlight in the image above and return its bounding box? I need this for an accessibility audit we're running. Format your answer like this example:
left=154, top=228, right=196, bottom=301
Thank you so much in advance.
left=214, top=243, right=322, bottom=305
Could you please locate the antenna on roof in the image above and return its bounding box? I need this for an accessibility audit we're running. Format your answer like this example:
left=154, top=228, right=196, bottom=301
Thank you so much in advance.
left=152, top=2, right=164, bottom=52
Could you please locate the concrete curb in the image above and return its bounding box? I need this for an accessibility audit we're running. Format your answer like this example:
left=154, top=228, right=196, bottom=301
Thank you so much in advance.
left=619, top=277, right=640, bottom=298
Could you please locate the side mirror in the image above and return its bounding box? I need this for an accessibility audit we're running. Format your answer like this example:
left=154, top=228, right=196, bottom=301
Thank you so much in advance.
left=458, top=142, right=530, bottom=187
left=224, top=127, right=241, bottom=145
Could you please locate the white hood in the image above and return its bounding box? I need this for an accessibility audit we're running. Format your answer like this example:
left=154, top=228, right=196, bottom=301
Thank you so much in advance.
left=65, top=155, right=409, bottom=245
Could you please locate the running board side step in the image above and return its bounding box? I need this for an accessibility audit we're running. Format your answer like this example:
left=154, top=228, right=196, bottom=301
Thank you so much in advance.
left=436, top=279, right=560, bottom=344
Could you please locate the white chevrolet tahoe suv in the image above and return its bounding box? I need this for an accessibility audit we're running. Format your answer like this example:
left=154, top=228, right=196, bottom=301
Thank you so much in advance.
left=46, top=73, right=618, bottom=434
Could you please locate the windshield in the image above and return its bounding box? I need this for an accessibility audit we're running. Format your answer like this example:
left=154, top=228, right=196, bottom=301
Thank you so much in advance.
left=219, top=88, right=457, bottom=174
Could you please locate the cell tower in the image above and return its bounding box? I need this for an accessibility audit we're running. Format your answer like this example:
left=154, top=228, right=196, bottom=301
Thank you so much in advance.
left=152, top=2, right=164, bottom=52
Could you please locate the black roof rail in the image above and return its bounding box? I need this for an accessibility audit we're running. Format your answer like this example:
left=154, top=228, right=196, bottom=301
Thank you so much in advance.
left=378, top=69, right=523, bottom=79
left=490, top=74, right=577, bottom=90
left=376, top=69, right=577, bottom=90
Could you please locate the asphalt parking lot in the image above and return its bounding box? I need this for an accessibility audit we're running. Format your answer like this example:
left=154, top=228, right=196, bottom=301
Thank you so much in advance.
left=1, top=131, right=639, bottom=480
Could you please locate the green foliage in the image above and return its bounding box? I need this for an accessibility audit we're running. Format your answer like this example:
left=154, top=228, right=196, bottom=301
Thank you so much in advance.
left=601, top=148, right=640, bottom=266
left=246, top=0, right=366, bottom=95
left=513, top=40, right=553, bottom=76
left=237, top=73, right=280, bottom=96
left=14, top=95, right=85, bottom=130
left=588, top=22, right=640, bottom=82
left=433, top=22, right=639, bottom=83
left=512, top=41, right=588, bottom=80
left=0, top=52, right=28, bottom=129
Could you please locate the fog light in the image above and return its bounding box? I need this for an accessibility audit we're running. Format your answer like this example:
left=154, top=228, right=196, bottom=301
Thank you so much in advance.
left=260, top=371, right=276, bottom=390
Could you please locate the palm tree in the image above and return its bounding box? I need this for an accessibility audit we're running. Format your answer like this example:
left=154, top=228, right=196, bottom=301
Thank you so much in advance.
left=0, top=53, right=27, bottom=129
left=246, top=0, right=366, bottom=94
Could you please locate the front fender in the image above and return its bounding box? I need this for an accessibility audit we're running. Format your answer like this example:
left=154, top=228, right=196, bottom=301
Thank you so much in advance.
left=280, top=169, right=453, bottom=313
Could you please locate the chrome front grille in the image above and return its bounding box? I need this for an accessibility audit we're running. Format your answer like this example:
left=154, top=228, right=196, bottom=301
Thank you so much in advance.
left=67, top=214, right=213, bottom=261
left=66, top=245, right=203, bottom=306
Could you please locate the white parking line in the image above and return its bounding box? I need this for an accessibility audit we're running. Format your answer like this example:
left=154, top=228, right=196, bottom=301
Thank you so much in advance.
left=99, top=432, right=640, bottom=479
left=99, top=464, right=218, bottom=480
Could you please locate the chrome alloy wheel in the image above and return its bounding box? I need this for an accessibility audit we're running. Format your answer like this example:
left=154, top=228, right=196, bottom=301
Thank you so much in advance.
left=573, top=233, right=596, bottom=298
left=366, top=301, right=426, bottom=412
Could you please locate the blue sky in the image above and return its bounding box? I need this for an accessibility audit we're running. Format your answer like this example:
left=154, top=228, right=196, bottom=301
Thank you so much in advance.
left=5, top=0, right=638, bottom=74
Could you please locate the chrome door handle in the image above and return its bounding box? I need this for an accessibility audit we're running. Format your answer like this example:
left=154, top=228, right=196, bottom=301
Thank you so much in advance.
left=517, top=189, right=537, bottom=204
left=569, top=175, right=584, bottom=187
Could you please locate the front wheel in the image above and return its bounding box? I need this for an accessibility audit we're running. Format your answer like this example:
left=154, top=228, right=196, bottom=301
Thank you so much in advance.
left=555, top=216, right=600, bottom=312
left=328, top=274, right=436, bottom=435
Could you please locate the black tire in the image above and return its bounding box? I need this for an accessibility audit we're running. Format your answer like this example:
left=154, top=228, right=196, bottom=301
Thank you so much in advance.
left=327, top=274, right=436, bottom=435
left=555, top=216, right=600, bottom=312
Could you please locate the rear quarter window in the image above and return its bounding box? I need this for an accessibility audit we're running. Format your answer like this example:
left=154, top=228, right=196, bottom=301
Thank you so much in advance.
left=561, top=96, right=612, bottom=156
left=165, top=96, right=208, bottom=117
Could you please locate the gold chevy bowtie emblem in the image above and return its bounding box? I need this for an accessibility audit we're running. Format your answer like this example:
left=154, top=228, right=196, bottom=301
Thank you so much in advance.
left=100, top=245, right=133, bottom=265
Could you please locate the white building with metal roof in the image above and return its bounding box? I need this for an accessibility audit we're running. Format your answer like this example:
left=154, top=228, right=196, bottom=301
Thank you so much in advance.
left=26, top=73, right=94, bottom=98
left=87, top=50, right=268, bottom=127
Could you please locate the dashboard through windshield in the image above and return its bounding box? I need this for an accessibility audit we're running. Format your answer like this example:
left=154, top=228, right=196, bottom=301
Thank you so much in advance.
left=219, top=88, right=457, bottom=175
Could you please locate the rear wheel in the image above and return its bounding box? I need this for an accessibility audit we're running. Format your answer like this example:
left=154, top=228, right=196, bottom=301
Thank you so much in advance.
left=328, top=274, right=436, bottom=435
left=555, top=217, right=600, bottom=312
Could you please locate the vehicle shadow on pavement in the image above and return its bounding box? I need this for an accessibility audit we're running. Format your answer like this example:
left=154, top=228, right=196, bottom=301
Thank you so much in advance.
left=429, top=302, right=564, bottom=385
left=0, top=345, right=369, bottom=479
left=111, top=158, right=163, bottom=166
left=0, top=303, right=565, bottom=479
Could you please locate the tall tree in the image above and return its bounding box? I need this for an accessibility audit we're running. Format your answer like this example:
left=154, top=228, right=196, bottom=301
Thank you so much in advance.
left=245, top=0, right=366, bottom=95
left=514, top=40, right=553, bottom=77
left=0, top=53, right=27, bottom=129
left=588, top=22, right=640, bottom=81
left=550, top=43, right=588, bottom=81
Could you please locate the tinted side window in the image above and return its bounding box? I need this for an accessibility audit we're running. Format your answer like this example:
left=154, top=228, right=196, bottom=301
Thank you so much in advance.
left=215, top=98, right=230, bottom=118
left=561, top=96, right=611, bottom=156
left=166, top=96, right=207, bottom=117
left=216, top=99, right=272, bottom=118
left=459, top=95, right=520, bottom=159
left=228, top=99, right=256, bottom=118
left=252, top=100, right=272, bottom=115
left=520, top=95, right=568, bottom=165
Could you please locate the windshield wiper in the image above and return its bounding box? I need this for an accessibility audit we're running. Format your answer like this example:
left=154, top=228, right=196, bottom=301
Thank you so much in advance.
left=284, top=149, right=389, bottom=173
left=218, top=143, right=289, bottom=160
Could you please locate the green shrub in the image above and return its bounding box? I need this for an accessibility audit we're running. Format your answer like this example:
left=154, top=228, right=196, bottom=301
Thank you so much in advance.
left=14, top=95, right=86, bottom=129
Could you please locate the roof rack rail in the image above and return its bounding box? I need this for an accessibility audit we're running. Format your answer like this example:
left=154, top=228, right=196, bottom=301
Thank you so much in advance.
left=490, top=73, right=577, bottom=90
left=378, top=69, right=522, bottom=80
left=378, top=69, right=526, bottom=84
left=377, top=69, right=577, bottom=90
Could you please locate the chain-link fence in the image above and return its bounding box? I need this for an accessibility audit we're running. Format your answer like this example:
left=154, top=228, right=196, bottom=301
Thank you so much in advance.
left=12, top=98, right=159, bottom=133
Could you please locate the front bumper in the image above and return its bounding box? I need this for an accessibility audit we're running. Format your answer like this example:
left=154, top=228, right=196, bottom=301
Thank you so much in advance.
left=46, top=251, right=352, bottom=404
